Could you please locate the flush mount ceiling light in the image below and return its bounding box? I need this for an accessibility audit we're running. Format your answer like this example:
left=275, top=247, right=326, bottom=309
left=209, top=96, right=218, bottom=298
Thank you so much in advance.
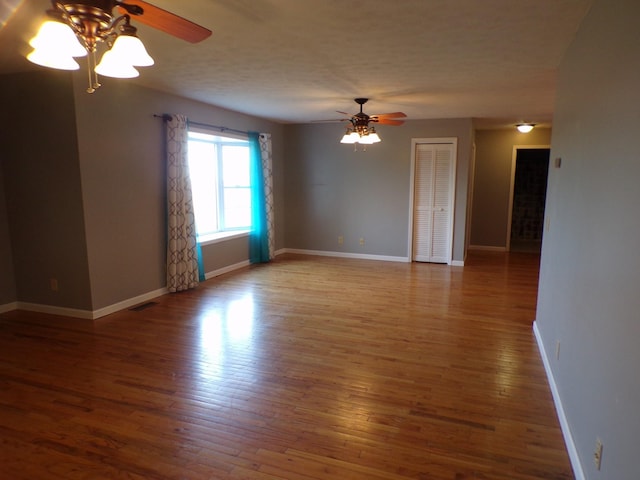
left=338, top=98, right=406, bottom=146
left=27, top=1, right=212, bottom=93
left=516, top=123, right=536, bottom=133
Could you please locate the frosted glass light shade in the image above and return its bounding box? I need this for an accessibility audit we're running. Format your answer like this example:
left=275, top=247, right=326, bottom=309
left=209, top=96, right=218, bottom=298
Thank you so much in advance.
left=27, top=48, right=80, bottom=70
left=340, top=131, right=359, bottom=144
left=516, top=123, right=535, bottom=133
left=95, top=50, right=139, bottom=78
left=29, top=21, right=86, bottom=57
left=358, top=131, right=381, bottom=144
left=109, top=34, right=154, bottom=66
left=365, top=131, right=381, bottom=143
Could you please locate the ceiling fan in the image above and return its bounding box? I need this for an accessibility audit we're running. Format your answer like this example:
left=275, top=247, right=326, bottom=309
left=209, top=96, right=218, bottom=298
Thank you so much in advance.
left=337, top=98, right=406, bottom=145
left=27, top=1, right=212, bottom=92
left=117, top=1, right=211, bottom=43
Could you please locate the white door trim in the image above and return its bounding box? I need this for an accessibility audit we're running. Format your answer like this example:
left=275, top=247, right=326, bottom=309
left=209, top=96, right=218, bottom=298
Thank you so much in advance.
left=408, top=137, right=458, bottom=264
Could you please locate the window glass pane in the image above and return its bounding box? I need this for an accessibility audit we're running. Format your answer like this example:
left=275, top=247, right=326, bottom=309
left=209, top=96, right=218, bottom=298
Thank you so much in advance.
left=187, top=140, right=218, bottom=235
left=189, top=131, right=215, bottom=141
left=223, top=188, right=251, bottom=229
left=222, top=146, right=250, bottom=187
left=187, top=131, right=251, bottom=236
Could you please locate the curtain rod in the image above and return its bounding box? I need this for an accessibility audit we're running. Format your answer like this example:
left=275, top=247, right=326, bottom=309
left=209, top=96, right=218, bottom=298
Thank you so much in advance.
left=154, top=114, right=251, bottom=136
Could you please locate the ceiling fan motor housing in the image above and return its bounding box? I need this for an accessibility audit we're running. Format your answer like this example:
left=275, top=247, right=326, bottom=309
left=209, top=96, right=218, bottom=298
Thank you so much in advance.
left=54, top=1, right=117, bottom=50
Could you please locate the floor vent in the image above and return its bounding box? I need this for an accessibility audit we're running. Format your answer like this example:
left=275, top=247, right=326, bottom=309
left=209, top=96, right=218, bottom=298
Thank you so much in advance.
left=129, top=301, right=158, bottom=312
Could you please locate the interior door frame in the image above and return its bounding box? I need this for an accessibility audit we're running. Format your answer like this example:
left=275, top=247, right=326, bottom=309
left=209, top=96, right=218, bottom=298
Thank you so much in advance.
left=506, top=145, right=550, bottom=251
left=408, top=137, right=458, bottom=264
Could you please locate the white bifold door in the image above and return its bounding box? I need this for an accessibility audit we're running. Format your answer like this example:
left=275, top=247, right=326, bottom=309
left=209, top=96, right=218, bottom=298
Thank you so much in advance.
left=411, top=141, right=456, bottom=264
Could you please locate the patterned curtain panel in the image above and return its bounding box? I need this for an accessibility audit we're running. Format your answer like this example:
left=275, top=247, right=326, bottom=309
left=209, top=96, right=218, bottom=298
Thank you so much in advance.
left=166, top=114, right=200, bottom=292
left=259, top=133, right=275, bottom=260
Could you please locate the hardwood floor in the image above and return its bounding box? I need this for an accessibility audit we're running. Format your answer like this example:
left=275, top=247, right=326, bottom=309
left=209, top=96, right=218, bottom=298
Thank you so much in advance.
left=0, top=252, right=573, bottom=479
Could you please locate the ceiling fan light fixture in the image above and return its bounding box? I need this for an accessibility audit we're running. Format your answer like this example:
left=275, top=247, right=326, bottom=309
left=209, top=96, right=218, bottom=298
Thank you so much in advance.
left=28, top=20, right=87, bottom=57
left=516, top=123, right=535, bottom=133
left=109, top=33, right=154, bottom=67
left=365, top=127, right=381, bottom=144
left=26, top=18, right=86, bottom=70
left=340, top=129, right=359, bottom=144
left=95, top=50, right=140, bottom=78
left=110, top=20, right=154, bottom=67
left=26, top=2, right=162, bottom=92
left=358, top=133, right=381, bottom=145
left=338, top=99, right=402, bottom=146
left=27, top=0, right=210, bottom=92
left=27, top=48, right=81, bottom=70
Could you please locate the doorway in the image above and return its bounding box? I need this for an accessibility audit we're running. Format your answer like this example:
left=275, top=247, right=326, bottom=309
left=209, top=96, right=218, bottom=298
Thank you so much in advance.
left=507, top=147, right=550, bottom=253
left=408, top=138, right=457, bottom=264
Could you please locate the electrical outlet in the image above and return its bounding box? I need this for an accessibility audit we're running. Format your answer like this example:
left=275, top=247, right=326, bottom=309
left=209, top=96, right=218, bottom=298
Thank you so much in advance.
left=338, top=235, right=344, bottom=245
left=359, top=237, right=365, bottom=246
left=555, top=341, right=561, bottom=360
left=50, top=278, right=59, bottom=292
left=594, top=438, right=603, bottom=470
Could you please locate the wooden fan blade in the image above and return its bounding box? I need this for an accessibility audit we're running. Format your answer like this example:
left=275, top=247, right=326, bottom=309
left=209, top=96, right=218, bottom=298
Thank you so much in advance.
left=311, top=119, right=349, bottom=123
left=372, top=112, right=407, bottom=119
left=117, top=1, right=212, bottom=43
left=375, top=118, right=405, bottom=126
left=336, top=111, right=353, bottom=116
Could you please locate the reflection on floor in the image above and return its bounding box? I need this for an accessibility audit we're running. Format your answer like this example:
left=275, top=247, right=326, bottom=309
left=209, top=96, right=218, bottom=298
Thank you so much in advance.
left=0, top=251, right=571, bottom=479
left=510, top=239, right=542, bottom=253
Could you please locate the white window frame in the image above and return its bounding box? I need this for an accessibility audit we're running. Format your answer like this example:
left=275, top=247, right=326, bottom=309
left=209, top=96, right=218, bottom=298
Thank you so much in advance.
left=187, top=127, right=251, bottom=244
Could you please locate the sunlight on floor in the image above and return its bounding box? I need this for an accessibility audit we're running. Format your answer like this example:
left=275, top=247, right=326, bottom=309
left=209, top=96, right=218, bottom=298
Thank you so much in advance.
left=198, top=292, right=255, bottom=378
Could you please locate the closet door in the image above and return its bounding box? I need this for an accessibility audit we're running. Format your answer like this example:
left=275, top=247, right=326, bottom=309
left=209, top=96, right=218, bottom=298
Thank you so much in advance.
left=412, top=142, right=455, bottom=263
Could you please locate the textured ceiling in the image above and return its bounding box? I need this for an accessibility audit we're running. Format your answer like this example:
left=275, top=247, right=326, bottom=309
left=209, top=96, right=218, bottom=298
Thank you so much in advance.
left=0, top=0, right=593, bottom=127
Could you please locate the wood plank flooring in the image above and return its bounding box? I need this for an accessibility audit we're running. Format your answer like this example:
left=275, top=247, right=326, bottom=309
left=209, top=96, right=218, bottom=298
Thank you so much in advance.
left=0, top=252, right=573, bottom=479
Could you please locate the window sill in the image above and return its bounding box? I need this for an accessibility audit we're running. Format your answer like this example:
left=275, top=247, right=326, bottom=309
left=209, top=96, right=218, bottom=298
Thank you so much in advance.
left=198, top=230, right=249, bottom=246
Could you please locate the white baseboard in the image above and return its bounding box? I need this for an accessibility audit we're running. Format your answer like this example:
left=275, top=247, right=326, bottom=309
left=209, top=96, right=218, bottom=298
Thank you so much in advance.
left=4, top=250, right=451, bottom=321
left=14, top=287, right=168, bottom=320
left=99, top=260, right=254, bottom=315
left=0, top=301, right=18, bottom=314
left=468, top=245, right=507, bottom=252
left=533, top=321, right=584, bottom=480
left=92, top=287, right=168, bottom=319
left=16, top=302, right=95, bottom=320
left=281, top=248, right=465, bottom=266
left=6, top=260, right=252, bottom=321
left=204, top=260, right=251, bottom=280
left=16, top=286, right=168, bottom=320
left=282, top=248, right=409, bottom=263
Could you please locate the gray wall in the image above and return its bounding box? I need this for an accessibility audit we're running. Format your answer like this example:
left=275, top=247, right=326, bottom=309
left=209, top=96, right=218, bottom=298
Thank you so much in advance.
left=0, top=71, right=93, bottom=310
left=0, top=156, right=16, bottom=305
left=284, top=118, right=473, bottom=263
left=535, top=0, right=640, bottom=478
left=470, top=128, right=552, bottom=248
left=0, top=70, right=285, bottom=312
left=71, top=76, right=285, bottom=310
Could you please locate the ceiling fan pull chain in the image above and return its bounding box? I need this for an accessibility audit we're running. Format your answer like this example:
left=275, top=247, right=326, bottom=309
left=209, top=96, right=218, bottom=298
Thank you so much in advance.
left=85, top=50, right=101, bottom=94
left=86, top=54, right=95, bottom=93
left=92, top=50, right=101, bottom=91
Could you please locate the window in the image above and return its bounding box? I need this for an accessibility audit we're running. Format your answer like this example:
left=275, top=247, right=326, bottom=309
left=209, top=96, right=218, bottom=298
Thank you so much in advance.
left=187, top=130, right=251, bottom=241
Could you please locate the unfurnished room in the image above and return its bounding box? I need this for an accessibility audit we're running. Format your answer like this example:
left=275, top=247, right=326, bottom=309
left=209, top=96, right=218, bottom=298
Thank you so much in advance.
left=0, top=1, right=638, bottom=479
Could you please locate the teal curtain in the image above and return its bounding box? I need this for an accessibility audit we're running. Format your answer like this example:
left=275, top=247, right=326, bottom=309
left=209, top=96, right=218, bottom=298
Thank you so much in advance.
left=196, top=243, right=205, bottom=282
left=249, top=132, right=269, bottom=263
